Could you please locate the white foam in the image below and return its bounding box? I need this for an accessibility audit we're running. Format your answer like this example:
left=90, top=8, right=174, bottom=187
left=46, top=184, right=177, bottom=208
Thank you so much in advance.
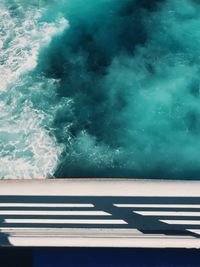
left=0, top=3, right=69, bottom=179
left=0, top=101, right=64, bottom=179
left=0, top=6, right=68, bottom=92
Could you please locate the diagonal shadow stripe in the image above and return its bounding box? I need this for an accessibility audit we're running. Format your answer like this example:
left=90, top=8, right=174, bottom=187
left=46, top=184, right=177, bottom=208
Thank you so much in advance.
left=0, top=195, right=200, bottom=241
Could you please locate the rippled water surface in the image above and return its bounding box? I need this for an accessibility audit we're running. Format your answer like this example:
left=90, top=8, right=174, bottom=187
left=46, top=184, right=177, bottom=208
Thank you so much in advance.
left=1, top=0, right=200, bottom=179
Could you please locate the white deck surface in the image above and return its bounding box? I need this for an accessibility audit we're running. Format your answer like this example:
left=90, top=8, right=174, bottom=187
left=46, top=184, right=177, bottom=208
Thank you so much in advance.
left=0, top=179, right=199, bottom=248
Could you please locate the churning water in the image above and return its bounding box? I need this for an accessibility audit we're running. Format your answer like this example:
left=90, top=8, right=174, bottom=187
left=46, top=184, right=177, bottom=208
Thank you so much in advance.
left=1, top=0, right=200, bottom=179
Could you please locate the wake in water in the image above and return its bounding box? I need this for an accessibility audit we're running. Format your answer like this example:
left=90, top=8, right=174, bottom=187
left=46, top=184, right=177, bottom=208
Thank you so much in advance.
left=1, top=0, right=200, bottom=179
left=0, top=0, right=68, bottom=178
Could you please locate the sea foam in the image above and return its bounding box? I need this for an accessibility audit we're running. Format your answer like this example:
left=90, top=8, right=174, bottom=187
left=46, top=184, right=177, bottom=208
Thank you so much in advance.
left=0, top=2, right=68, bottom=179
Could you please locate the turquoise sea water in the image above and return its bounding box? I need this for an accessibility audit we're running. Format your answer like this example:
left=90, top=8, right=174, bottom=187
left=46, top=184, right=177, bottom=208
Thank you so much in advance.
left=1, top=0, right=200, bottom=179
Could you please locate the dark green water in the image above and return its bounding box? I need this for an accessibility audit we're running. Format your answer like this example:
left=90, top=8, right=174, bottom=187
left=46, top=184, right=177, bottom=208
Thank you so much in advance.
left=1, top=0, right=200, bottom=179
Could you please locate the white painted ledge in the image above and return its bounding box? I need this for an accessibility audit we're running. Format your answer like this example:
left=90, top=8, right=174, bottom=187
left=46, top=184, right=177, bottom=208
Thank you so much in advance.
left=0, top=178, right=199, bottom=196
